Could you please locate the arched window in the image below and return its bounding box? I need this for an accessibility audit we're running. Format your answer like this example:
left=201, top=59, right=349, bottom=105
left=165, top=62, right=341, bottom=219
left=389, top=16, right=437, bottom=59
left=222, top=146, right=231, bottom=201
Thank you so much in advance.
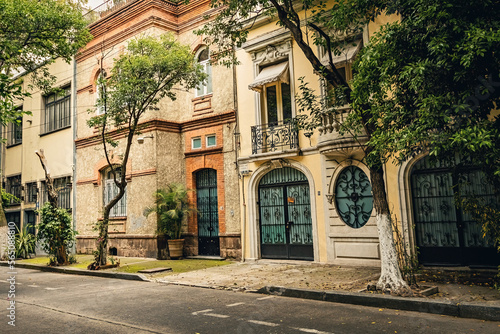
left=103, top=168, right=126, bottom=217
left=195, top=46, right=212, bottom=97
left=96, top=70, right=107, bottom=115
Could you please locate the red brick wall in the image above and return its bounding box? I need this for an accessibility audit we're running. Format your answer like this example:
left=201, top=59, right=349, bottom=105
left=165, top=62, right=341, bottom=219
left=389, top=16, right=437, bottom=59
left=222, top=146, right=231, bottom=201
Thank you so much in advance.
left=185, top=124, right=226, bottom=236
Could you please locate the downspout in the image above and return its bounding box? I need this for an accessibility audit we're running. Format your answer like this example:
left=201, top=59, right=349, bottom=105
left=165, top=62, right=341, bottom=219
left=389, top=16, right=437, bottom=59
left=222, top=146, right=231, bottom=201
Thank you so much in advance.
left=231, top=46, right=245, bottom=262
left=72, top=56, right=77, bottom=248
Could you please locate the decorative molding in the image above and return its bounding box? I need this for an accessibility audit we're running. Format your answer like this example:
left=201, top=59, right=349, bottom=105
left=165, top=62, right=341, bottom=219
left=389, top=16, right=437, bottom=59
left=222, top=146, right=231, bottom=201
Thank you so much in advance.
left=184, top=147, right=222, bottom=157
left=75, top=111, right=236, bottom=149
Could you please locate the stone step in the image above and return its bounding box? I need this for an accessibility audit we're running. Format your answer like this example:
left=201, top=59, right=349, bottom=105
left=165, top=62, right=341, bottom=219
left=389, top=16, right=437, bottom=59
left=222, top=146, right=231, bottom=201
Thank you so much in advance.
left=186, top=256, right=225, bottom=261
left=138, top=267, right=173, bottom=273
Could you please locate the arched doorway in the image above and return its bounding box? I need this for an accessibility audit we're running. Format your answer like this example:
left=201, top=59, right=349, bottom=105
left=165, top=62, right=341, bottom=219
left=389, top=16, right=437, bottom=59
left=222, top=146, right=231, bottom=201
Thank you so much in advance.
left=410, top=155, right=500, bottom=267
left=196, top=169, right=220, bottom=256
left=258, top=167, right=313, bottom=260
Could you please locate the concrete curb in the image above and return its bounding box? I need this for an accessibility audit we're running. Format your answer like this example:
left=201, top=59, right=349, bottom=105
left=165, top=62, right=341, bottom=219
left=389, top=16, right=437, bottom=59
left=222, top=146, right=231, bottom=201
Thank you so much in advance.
left=257, top=286, right=500, bottom=322
left=0, top=261, right=149, bottom=282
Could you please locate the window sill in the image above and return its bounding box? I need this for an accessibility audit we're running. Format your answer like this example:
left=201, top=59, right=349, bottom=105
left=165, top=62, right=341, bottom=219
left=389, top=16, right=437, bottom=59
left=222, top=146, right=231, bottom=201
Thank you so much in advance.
left=185, top=147, right=223, bottom=157
left=40, top=125, right=71, bottom=137
left=192, top=93, right=213, bottom=102
left=6, top=142, right=22, bottom=148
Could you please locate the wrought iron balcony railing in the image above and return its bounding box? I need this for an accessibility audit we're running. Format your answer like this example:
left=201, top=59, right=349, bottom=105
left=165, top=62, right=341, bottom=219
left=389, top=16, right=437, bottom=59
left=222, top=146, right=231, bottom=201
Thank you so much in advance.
left=251, top=121, right=299, bottom=154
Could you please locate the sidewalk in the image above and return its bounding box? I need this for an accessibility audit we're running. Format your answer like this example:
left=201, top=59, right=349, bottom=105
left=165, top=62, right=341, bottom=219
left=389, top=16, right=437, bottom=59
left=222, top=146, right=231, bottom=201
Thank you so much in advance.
left=3, top=259, right=500, bottom=321
left=150, top=260, right=500, bottom=321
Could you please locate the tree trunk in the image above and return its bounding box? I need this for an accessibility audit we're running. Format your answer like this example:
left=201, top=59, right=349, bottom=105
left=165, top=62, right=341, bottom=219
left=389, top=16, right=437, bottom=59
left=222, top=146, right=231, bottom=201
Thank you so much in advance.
left=97, top=213, right=109, bottom=266
left=370, top=166, right=412, bottom=295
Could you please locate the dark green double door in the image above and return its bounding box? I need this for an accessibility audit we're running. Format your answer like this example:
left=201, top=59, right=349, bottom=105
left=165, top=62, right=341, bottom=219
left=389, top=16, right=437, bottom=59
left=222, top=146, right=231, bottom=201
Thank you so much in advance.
left=258, top=167, right=313, bottom=261
left=196, top=169, right=220, bottom=256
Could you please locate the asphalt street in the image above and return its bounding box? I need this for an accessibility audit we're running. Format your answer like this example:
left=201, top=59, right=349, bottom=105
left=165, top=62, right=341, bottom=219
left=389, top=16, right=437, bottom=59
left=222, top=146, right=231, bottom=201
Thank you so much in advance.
left=1, top=267, right=499, bottom=333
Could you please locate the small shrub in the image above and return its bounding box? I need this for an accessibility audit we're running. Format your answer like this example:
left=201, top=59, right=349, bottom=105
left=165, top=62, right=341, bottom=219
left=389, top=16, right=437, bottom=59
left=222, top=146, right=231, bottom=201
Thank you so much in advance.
left=15, top=225, right=36, bottom=259
left=37, top=202, right=77, bottom=265
left=68, top=254, right=77, bottom=264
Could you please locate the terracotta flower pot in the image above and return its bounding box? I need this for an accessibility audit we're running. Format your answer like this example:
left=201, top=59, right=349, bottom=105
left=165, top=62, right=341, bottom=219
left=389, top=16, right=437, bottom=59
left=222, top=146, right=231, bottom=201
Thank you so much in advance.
left=167, top=239, right=184, bottom=259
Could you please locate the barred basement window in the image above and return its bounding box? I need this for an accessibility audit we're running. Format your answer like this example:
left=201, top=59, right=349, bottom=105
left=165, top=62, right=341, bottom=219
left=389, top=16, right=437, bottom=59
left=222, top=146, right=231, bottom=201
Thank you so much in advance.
left=43, top=86, right=71, bottom=134
left=335, top=166, right=373, bottom=228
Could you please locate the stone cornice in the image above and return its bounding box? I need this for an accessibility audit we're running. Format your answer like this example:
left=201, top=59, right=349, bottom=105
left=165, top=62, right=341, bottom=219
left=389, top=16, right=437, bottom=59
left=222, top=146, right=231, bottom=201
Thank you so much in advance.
left=75, top=110, right=236, bottom=149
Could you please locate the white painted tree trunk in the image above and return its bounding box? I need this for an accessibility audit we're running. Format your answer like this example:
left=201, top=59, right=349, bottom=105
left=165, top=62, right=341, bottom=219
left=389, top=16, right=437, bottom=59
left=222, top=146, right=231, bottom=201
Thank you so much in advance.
left=375, top=213, right=412, bottom=295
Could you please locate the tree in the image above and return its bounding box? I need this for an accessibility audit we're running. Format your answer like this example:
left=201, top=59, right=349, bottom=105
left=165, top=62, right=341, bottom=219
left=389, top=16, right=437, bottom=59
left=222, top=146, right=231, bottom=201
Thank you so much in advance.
left=35, top=149, right=74, bottom=265
left=0, top=0, right=92, bottom=131
left=194, top=0, right=499, bottom=294
left=0, top=0, right=91, bottom=241
left=88, top=34, right=205, bottom=267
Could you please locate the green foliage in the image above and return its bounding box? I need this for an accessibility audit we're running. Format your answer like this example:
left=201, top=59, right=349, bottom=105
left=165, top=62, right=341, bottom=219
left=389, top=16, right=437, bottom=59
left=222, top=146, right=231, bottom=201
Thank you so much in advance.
left=0, top=0, right=91, bottom=138
left=37, top=202, right=77, bottom=265
left=87, top=33, right=205, bottom=130
left=458, top=197, right=500, bottom=252
left=15, top=225, right=36, bottom=259
left=1, top=188, right=19, bottom=207
left=144, top=184, right=196, bottom=240
left=90, top=34, right=205, bottom=266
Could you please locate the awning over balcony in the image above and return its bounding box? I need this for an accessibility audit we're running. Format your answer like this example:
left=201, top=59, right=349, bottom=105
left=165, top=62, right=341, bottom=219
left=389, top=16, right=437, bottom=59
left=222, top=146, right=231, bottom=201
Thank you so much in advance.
left=248, top=62, right=289, bottom=92
left=328, top=40, right=362, bottom=65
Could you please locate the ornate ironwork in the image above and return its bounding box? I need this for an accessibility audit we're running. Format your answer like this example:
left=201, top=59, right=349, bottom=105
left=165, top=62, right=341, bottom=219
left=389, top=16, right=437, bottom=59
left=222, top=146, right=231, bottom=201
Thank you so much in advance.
left=411, top=155, right=500, bottom=266
left=196, top=169, right=220, bottom=256
left=258, top=167, right=313, bottom=260
left=335, top=166, right=373, bottom=228
left=251, top=120, right=298, bottom=154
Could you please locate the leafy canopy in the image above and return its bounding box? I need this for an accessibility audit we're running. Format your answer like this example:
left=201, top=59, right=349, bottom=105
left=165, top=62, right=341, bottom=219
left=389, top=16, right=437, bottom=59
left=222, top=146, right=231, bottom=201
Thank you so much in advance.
left=0, top=0, right=91, bottom=136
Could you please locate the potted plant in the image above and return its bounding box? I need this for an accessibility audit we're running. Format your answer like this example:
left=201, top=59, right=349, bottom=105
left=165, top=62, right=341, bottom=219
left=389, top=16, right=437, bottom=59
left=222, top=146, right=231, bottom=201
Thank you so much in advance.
left=144, top=184, right=195, bottom=259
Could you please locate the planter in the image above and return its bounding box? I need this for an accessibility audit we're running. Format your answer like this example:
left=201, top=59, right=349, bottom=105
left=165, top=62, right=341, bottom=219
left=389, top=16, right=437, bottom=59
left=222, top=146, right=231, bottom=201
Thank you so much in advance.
left=167, top=239, right=184, bottom=259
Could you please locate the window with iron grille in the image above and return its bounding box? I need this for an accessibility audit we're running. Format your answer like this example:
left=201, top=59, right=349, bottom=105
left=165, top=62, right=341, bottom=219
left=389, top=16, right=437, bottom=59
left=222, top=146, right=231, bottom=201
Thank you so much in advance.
left=43, top=86, right=71, bottom=134
left=41, top=176, right=71, bottom=210
left=5, top=175, right=21, bottom=205
left=104, top=169, right=126, bottom=217
left=7, top=115, right=22, bottom=146
left=25, top=182, right=38, bottom=204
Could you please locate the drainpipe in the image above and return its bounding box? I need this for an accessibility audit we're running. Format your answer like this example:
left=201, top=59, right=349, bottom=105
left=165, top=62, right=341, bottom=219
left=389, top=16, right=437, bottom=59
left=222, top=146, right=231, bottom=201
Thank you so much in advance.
left=240, top=173, right=246, bottom=262
left=72, top=56, right=77, bottom=250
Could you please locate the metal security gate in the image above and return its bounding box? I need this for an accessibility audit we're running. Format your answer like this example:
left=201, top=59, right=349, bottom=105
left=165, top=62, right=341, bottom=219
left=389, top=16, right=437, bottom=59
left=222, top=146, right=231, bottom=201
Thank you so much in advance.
left=258, top=167, right=313, bottom=260
left=196, top=169, right=220, bottom=256
left=411, top=156, right=500, bottom=267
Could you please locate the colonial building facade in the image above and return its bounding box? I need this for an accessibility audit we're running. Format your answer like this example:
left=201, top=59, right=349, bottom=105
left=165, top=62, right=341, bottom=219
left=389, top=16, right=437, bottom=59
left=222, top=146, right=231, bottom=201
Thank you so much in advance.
left=3, top=0, right=498, bottom=268
left=234, top=4, right=500, bottom=268
left=74, top=0, right=240, bottom=259
left=1, top=58, right=76, bottom=243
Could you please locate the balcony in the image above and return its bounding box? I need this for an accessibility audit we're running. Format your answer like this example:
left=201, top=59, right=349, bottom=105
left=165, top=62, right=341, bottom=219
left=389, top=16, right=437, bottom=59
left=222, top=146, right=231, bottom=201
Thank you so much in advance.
left=251, top=121, right=299, bottom=155
left=317, top=106, right=368, bottom=154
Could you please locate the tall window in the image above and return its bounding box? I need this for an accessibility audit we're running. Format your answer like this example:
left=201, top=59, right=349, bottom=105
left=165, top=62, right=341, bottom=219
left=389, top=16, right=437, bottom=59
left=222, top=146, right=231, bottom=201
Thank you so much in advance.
left=104, top=169, right=126, bottom=217
left=41, top=176, right=71, bottom=210
left=5, top=175, right=21, bottom=205
left=249, top=62, right=292, bottom=125
left=96, top=71, right=107, bottom=115
left=25, top=182, right=38, bottom=204
left=263, top=81, right=292, bottom=125
left=43, top=87, right=71, bottom=134
left=196, top=47, right=212, bottom=97
left=7, top=116, right=22, bottom=146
